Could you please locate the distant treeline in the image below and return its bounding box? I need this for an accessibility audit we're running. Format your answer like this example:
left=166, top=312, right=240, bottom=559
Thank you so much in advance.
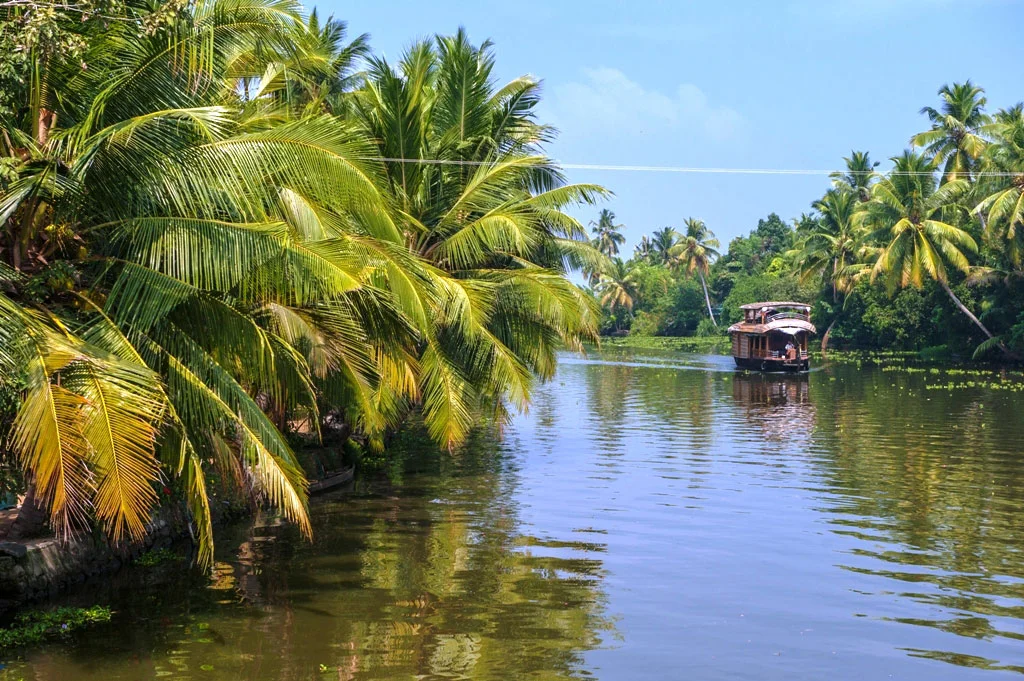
left=588, top=82, right=1024, bottom=359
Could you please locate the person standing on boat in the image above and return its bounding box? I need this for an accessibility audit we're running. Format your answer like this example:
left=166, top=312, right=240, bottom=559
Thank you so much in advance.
left=785, top=341, right=796, bottom=360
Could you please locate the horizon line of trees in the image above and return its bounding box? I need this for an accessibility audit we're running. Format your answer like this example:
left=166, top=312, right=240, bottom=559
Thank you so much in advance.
left=589, top=81, right=1024, bottom=358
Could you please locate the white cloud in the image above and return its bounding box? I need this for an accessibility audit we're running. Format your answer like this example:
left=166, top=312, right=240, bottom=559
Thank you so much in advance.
left=547, top=68, right=744, bottom=145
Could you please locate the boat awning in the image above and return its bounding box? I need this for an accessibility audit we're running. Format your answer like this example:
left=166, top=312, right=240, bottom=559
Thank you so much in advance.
left=727, top=318, right=817, bottom=335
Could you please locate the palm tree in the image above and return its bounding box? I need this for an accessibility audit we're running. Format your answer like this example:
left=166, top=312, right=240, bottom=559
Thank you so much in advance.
left=634, top=235, right=654, bottom=261
left=790, top=188, right=864, bottom=351
left=974, top=104, right=1024, bottom=266
left=911, top=81, right=990, bottom=183
left=831, top=151, right=879, bottom=201
left=670, top=218, right=720, bottom=326
left=352, top=29, right=607, bottom=446
left=862, top=151, right=1009, bottom=354
left=245, top=9, right=371, bottom=114
left=0, top=0, right=333, bottom=557
left=596, top=258, right=638, bottom=329
left=651, top=227, right=679, bottom=266
left=590, top=209, right=625, bottom=258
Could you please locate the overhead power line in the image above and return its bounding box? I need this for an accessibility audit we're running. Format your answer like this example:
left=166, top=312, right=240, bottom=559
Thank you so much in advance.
left=360, top=157, right=1020, bottom=177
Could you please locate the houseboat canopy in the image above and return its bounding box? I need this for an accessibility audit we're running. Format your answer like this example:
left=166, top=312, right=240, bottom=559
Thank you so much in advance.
left=728, top=302, right=816, bottom=336
left=738, top=301, right=811, bottom=311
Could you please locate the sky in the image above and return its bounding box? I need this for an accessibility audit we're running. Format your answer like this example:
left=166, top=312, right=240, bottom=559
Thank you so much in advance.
left=320, top=0, right=1024, bottom=252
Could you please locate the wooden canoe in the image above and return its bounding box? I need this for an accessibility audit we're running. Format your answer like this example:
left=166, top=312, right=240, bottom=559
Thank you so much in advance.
left=308, top=466, right=355, bottom=495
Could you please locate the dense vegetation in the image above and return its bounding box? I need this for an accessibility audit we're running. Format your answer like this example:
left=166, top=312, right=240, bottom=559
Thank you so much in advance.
left=591, top=83, right=1024, bottom=360
left=0, top=0, right=606, bottom=561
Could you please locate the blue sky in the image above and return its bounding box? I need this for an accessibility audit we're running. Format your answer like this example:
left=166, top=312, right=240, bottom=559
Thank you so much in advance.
left=322, top=0, right=1023, bottom=251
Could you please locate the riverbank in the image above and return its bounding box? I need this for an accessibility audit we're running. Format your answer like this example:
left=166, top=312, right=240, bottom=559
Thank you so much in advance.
left=598, top=335, right=730, bottom=353
left=599, top=334, right=1024, bottom=367
left=0, top=509, right=186, bottom=613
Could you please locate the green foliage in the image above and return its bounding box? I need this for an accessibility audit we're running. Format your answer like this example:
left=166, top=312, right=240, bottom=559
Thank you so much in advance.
left=0, top=606, right=112, bottom=649
left=721, top=272, right=814, bottom=326
left=695, top=318, right=722, bottom=337
left=135, top=548, right=184, bottom=567
left=600, top=335, right=730, bottom=354
left=628, top=310, right=663, bottom=337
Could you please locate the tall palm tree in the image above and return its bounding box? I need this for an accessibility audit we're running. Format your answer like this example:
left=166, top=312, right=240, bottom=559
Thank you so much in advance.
left=862, top=151, right=1008, bottom=354
left=830, top=151, right=879, bottom=201
left=596, top=258, right=637, bottom=327
left=634, top=235, right=654, bottom=261
left=651, top=227, right=679, bottom=266
left=790, top=188, right=864, bottom=350
left=974, top=104, right=1024, bottom=266
left=245, top=9, right=370, bottom=115
left=670, top=218, right=720, bottom=326
left=352, top=29, right=607, bottom=446
left=911, top=81, right=990, bottom=183
left=590, top=208, right=625, bottom=258
left=796, top=189, right=862, bottom=300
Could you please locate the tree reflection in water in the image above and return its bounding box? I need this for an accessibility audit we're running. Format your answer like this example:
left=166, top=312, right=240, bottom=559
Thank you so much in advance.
left=0, top=428, right=613, bottom=681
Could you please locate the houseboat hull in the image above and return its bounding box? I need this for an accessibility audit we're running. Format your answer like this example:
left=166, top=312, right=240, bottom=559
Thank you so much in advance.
left=733, top=356, right=809, bottom=372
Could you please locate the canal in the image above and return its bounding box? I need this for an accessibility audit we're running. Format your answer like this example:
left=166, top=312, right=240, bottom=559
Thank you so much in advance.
left=3, top=348, right=1024, bottom=680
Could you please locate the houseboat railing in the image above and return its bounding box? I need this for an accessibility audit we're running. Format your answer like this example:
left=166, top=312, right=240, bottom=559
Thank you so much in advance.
left=764, top=311, right=809, bottom=323
left=750, top=349, right=810, bottom=360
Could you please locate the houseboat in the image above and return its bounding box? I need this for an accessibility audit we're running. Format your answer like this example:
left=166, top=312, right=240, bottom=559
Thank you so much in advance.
left=728, top=302, right=815, bottom=372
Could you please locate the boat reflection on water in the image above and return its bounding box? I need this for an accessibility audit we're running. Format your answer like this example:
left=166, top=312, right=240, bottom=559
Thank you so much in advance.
left=730, top=372, right=815, bottom=445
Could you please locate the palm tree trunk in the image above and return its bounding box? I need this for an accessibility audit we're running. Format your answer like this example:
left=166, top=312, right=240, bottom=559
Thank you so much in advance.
left=939, top=280, right=1014, bottom=357
left=6, top=478, right=49, bottom=540
left=820, top=318, right=837, bottom=357
left=699, top=273, right=717, bottom=327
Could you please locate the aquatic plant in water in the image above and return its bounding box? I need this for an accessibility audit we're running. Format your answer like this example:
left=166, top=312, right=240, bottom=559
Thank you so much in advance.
left=0, top=607, right=112, bottom=649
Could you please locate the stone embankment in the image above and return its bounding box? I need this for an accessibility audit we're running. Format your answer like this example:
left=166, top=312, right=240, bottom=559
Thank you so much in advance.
left=0, top=511, right=185, bottom=612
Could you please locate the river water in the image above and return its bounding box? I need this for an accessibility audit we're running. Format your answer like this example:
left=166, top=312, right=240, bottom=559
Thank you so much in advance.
left=3, top=348, right=1024, bottom=680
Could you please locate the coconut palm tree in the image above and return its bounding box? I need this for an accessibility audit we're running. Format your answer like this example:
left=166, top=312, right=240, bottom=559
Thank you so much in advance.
left=0, top=4, right=606, bottom=561
left=830, top=151, right=879, bottom=201
left=790, top=188, right=864, bottom=350
left=911, top=81, right=990, bottom=183
left=243, top=9, right=370, bottom=114
left=670, top=218, right=720, bottom=326
left=634, top=235, right=653, bottom=261
left=351, top=29, right=606, bottom=446
left=590, top=209, right=625, bottom=258
left=596, top=258, right=637, bottom=323
left=651, top=227, right=679, bottom=266
left=796, top=189, right=862, bottom=300
left=974, top=104, right=1024, bottom=266
left=0, top=0, right=337, bottom=559
left=862, top=151, right=1009, bottom=354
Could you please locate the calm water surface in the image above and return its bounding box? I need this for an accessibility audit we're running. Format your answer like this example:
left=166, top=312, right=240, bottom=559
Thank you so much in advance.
left=4, top=348, right=1024, bottom=680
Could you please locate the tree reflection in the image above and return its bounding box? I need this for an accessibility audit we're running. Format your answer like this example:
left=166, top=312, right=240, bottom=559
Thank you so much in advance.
left=809, top=364, right=1024, bottom=672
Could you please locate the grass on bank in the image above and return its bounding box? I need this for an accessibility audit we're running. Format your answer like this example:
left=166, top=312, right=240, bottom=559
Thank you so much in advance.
left=598, top=335, right=731, bottom=353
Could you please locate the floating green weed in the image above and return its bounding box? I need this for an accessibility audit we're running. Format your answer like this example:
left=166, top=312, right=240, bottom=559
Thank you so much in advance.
left=135, top=548, right=184, bottom=567
left=0, top=606, right=112, bottom=649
